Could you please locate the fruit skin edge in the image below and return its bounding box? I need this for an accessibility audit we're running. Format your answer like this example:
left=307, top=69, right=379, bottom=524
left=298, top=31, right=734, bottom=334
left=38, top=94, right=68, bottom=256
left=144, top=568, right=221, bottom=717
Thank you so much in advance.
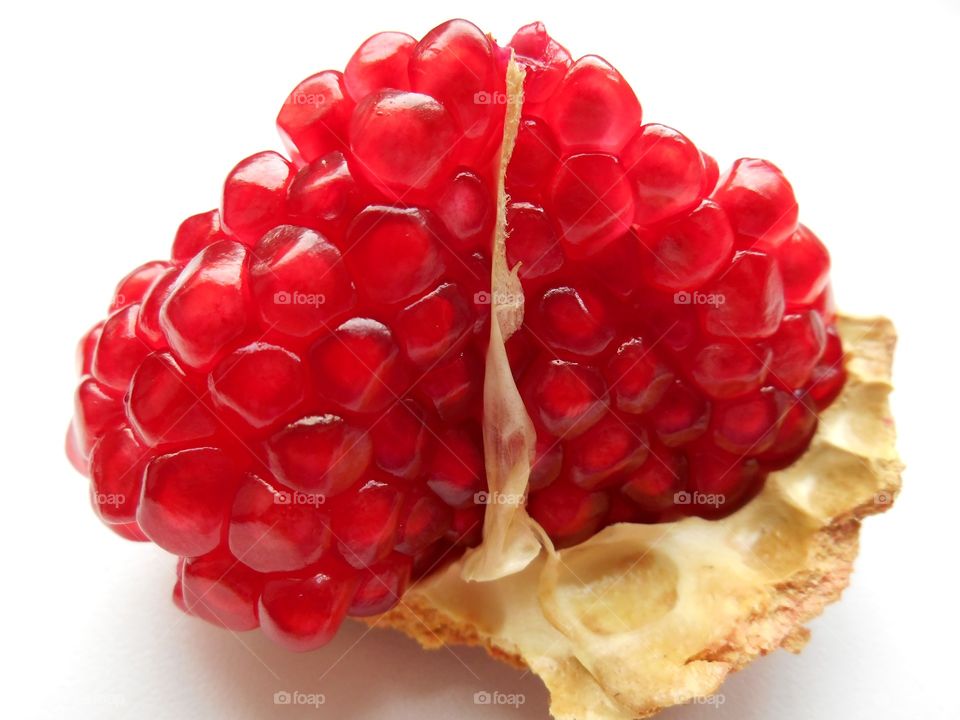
left=364, top=314, right=902, bottom=720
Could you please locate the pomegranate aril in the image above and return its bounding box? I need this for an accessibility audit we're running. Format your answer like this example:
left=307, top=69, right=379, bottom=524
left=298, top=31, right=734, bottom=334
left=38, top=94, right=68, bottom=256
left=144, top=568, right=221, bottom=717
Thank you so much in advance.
left=778, top=224, right=831, bottom=306
left=546, top=55, right=641, bottom=153
left=344, top=31, right=416, bottom=102
left=766, top=311, right=826, bottom=389
left=277, top=71, right=353, bottom=164
left=111, top=261, right=169, bottom=311
left=136, top=267, right=179, bottom=349
left=171, top=209, right=226, bottom=265
left=396, top=283, right=471, bottom=367
left=266, top=415, right=372, bottom=497
left=567, top=415, right=649, bottom=490
left=76, top=322, right=104, bottom=375
left=761, top=390, right=818, bottom=465
left=286, top=151, right=361, bottom=235
left=74, top=376, right=124, bottom=456
left=310, top=317, right=403, bottom=414
left=509, top=21, right=572, bottom=104
left=125, top=352, right=218, bottom=447
left=622, top=449, right=688, bottom=515
left=436, top=171, right=493, bottom=252
left=250, top=225, right=356, bottom=338
left=180, top=551, right=263, bottom=631
left=89, top=426, right=147, bottom=524
left=623, top=124, right=705, bottom=226
left=333, top=480, right=403, bottom=568
left=505, top=202, right=563, bottom=280
left=92, top=304, right=151, bottom=391
left=652, top=380, right=710, bottom=447
left=692, top=341, right=771, bottom=399
left=395, top=493, right=452, bottom=555
left=350, top=90, right=457, bottom=197
left=587, top=230, right=647, bottom=300
left=138, top=447, right=240, bottom=557
left=349, top=556, right=412, bottom=616
left=808, top=325, right=846, bottom=410
left=259, top=572, right=356, bottom=652
left=528, top=359, right=608, bottom=438
left=701, top=152, right=719, bottom=194
left=712, top=388, right=780, bottom=455
left=447, top=505, right=484, bottom=546
left=550, top=153, right=635, bottom=258
left=687, top=451, right=761, bottom=518
left=537, top=285, right=615, bottom=357
left=417, top=350, right=481, bottom=421
left=506, top=118, right=560, bottom=196
left=638, top=199, right=734, bottom=292
left=220, top=151, right=295, bottom=246
left=529, top=435, right=563, bottom=491
left=605, top=338, right=674, bottom=414
left=426, top=427, right=485, bottom=508
left=713, top=158, right=798, bottom=248
left=345, top=206, right=446, bottom=305
left=528, top=480, right=608, bottom=547
left=701, top=249, right=785, bottom=340
left=371, top=401, right=429, bottom=480
left=209, top=342, right=306, bottom=430
left=228, top=472, right=331, bottom=573
left=160, top=240, right=250, bottom=371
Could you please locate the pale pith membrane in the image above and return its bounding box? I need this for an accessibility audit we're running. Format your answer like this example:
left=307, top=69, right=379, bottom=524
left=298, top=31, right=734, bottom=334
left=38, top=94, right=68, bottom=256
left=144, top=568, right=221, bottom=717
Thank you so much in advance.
left=377, top=54, right=902, bottom=720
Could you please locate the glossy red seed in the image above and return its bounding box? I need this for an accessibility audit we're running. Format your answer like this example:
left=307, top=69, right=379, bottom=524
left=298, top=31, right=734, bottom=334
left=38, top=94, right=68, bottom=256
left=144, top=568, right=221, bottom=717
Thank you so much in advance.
left=623, top=124, right=705, bottom=226
left=395, top=493, right=452, bottom=555
left=89, top=427, right=147, bottom=524
left=160, top=240, right=250, bottom=370
left=621, top=449, right=688, bottom=515
left=509, top=21, right=572, bottom=103
left=333, top=480, right=403, bottom=568
left=259, top=572, right=356, bottom=652
left=777, top=224, right=831, bottom=306
left=506, top=118, right=560, bottom=195
left=220, top=152, right=295, bottom=245
left=125, top=352, right=218, bottom=447
left=111, top=261, right=169, bottom=312
left=171, top=210, right=226, bottom=265
left=345, top=206, right=446, bottom=305
left=546, top=55, right=641, bottom=153
left=209, top=342, right=306, bottom=430
left=371, top=401, right=429, bottom=479
left=228, top=473, right=331, bottom=572
left=286, top=151, right=361, bottom=235
left=586, top=230, right=647, bottom=300
left=138, top=447, right=239, bottom=557
left=250, top=225, right=356, bottom=337
left=76, top=322, right=104, bottom=376
left=91, top=305, right=151, bottom=391
left=605, top=338, right=674, bottom=414
left=348, top=556, right=412, bottom=616
left=568, top=415, right=649, bottom=490
left=180, top=551, right=263, bottom=631
left=687, top=451, right=760, bottom=518
left=266, top=415, right=372, bottom=497
left=761, top=390, right=818, bottom=465
left=436, top=171, right=493, bottom=252
left=712, top=388, right=779, bottom=455
left=277, top=71, right=353, bottom=164
left=426, top=427, right=485, bottom=508
left=713, top=158, right=798, bottom=248
left=350, top=90, right=457, bottom=197
left=395, top=283, right=472, bottom=366
left=652, top=380, right=710, bottom=446
left=701, top=152, right=719, bottom=194
left=639, top=199, right=734, bottom=292
left=538, top=285, right=615, bottom=357
left=505, top=202, right=564, bottom=280
left=766, top=311, right=826, bottom=388
left=447, top=505, right=484, bottom=546
left=701, top=249, right=785, bottom=339
left=344, top=32, right=416, bottom=101
left=528, top=481, right=608, bottom=547
left=550, top=153, right=635, bottom=258
left=527, top=359, right=608, bottom=438
left=310, top=317, right=403, bottom=413
left=808, top=326, right=846, bottom=409
left=136, top=267, right=179, bottom=349
left=106, top=521, right=150, bottom=542
left=74, top=376, right=124, bottom=456
left=417, top=350, right=480, bottom=421
left=692, top=342, right=771, bottom=399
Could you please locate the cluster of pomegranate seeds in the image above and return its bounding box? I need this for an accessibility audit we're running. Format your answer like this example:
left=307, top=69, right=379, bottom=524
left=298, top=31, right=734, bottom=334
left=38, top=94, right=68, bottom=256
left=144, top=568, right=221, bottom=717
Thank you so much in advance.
left=504, top=22, right=842, bottom=544
left=67, top=18, right=845, bottom=650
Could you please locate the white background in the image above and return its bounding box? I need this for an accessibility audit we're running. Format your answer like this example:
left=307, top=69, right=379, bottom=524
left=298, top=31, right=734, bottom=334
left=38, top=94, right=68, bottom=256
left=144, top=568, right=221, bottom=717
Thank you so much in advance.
left=1, top=0, right=958, bottom=717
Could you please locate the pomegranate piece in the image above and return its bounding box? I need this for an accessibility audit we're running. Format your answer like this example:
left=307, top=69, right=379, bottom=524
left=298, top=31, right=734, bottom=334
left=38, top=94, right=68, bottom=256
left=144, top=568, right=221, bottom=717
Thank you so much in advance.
left=259, top=572, right=356, bottom=652
left=89, top=427, right=147, bottom=524
left=371, top=401, right=429, bottom=480
left=537, top=285, right=615, bottom=357
left=276, top=71, right=353, bottom=164
left=92, top=305, right=151, bottom=391
left=349, top=557, right=412, bottom=617
left=220, top=151, right=295, bottom=245
left=395, top=283, right=472, bottom=366
left=778, top=224, right=831, bottom=306
left=713, top=158, right=798, bottom=248
left=526, top=359, right=608, bottom=438
left=111, top=261, right=169, bottom=311
left=567, top=415, right=649, bottom=490
left=286, top=151, right=361, bottom=235
left=692, top=342, right=771, bottom=399
left=332, top=480, right=403, bottom=568
left=605, top=338, right=674, bottom=414
left=509, top=21, right=572, bottom=104
left=345, top=31, right=416, bottom=101
left=171, top=209, right=226, bottom=265
left=623, top=124, right=706, bottom=226
left=181, top=551, right=263, bottom=631
left=505, top=202, right=564, bottom=280
left=528, top=481, right=609, bottom=547
left=700, top=249, right=785, bottom=339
